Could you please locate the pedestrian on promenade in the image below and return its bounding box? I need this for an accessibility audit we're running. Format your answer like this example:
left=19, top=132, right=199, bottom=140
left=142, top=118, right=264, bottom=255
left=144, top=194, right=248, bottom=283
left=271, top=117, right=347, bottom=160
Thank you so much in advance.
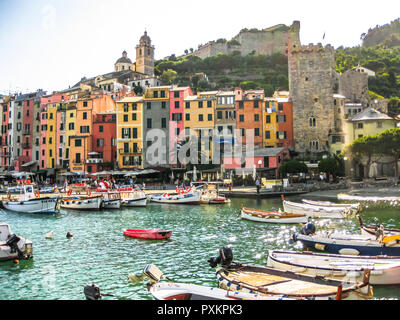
left=256, top=176, right=261, bottom=194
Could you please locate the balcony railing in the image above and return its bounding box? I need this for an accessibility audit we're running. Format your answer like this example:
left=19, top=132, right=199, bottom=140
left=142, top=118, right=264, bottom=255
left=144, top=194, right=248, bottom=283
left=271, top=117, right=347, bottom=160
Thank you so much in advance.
left=22, top=130, right=30, bottom=135
left=86, top=158, right=103, bottom=164
left=119, top=148, right=142, bottom=155
left=22, top=143, right=31, bottom=149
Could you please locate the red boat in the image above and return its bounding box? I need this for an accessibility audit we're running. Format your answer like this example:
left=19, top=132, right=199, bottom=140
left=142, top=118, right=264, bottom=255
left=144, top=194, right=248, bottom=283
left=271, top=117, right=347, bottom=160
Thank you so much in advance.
left=123, top=229, right=172, bottom=240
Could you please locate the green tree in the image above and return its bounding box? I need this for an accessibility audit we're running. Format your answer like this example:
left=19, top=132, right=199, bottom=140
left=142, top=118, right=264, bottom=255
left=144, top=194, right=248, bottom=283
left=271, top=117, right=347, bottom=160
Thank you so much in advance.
left=160, top=69, right=178, bottom=84
left=278, top=160, right=308, bottom=177
left=318, top=157, right=340, bottom=180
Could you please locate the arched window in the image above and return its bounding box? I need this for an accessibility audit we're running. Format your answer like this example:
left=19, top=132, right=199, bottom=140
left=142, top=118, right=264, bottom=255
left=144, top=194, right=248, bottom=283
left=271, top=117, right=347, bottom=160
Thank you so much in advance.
left=309, top=117, right=316, bottom=127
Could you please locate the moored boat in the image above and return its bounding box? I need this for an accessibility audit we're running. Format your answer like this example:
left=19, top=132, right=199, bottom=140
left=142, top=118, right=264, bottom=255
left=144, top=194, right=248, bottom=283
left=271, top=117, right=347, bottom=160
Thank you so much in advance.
left=302, top=199, right=361, bottom=211
left=123, top=229, right=172, bottom=240
left=208, top=246, right=373, bottom=300
left=357, top=215, right=400, bottom=237
left=283, top=200, right=351, bottom=219
left=94, top=190, right=121, bottom=209
left=241, top=207, right=308, bottom=224
left=60, top=195, right=103, bottom=210
left=119, top=188, right=147, bottom=207
left=148, top=190, right=201, bottom=205
left=267, top=250, right=400, bottom=285
left=1, top=185, right=59, bottom=214
left=0, top=222, right=33, bottom=261
left=291, top=222, right=400, bottom=256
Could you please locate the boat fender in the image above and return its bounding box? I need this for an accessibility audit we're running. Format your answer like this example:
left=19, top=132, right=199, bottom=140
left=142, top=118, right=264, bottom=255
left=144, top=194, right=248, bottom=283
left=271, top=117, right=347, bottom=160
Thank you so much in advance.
left=87, top=189, right=91, bottom=197
left=300, top=222, right=316, bottom=236
left=67, top=189, right=72, bottom=196
left=35, top=190, right=40, bottom=198
left=338, top=248, right=360, bottom=256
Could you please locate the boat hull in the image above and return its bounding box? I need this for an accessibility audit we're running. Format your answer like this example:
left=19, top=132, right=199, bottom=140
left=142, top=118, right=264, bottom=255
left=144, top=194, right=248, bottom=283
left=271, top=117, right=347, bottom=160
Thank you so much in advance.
left=149, top=192, right=201, bottom=204
left=267, top=250, right=400, bottom=285
left=2, top=197, right=59, bottom=214
left=241, top=208, right=308, bottom=224
left=283, top=200, right=348, bottom=219
left=295, top=233, right=400, bottom=256
left=123, top=229, right=172, bottom=240
left=121, top=197, right=147, bottom=207
left=215, top=264, right=372, bottom=300
left=60, top=196, right=103, bottom=210
left=102, top=199, right=121, bottom=209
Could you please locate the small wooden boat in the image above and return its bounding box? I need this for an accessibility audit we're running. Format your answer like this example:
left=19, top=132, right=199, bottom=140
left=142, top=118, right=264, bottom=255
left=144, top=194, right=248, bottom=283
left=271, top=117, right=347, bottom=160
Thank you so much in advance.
left=60, top=195, right=103, bottom=210
left=123, top=229, right=172, bottom=240
left=209, top=246, right=372, bottom=300
left=148, top=190, right=201, bottom=205
left=267, top=250, right=400, bottom=285
left=1, top=185, right=59, bottom=214
left=357, top=215, right=400, bottom=237
left=241, top=207, right=308, bottom=224
left=292, top=222, right=400, bottom=256
left=283, top=200, right=351, bottom=219
left=198, top=182, right=231, bottom=204
left=0, top=222, right=33, bottom=261
left=119, top=188, right=147, bottom=207
left=302, top=199, right=361, bottom=211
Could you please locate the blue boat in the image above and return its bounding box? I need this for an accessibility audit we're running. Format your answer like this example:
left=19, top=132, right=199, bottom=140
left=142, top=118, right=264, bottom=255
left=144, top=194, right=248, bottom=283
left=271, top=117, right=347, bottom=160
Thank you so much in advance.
left=292, top=223, right=400, bottom=256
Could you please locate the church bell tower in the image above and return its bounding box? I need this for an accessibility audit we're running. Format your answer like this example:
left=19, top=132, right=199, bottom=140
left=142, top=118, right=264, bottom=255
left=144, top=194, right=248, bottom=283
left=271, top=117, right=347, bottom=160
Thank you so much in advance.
left=136, top=31, right=155, bottom=76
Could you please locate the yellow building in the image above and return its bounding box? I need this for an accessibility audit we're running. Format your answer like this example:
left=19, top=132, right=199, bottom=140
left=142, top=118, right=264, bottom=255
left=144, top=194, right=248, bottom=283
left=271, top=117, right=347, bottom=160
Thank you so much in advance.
left=65, top=101, right=77, bottom=166
left=345, top=107, right=397, bottom=144
left=183, top=94, right=216, bottom=162
left=46, top=102, right=58, bottom=169
left=116, top=97, right=144, bottom=169
left=329, top=94, right=347, bottom=155
left=263, top=98, right=279, bottom=148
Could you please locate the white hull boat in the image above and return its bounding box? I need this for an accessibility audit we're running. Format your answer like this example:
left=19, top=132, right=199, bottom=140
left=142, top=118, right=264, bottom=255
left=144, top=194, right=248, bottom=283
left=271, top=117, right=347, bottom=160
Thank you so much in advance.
left=1, top=185, right=59, bottom=214
left=95, top=191, right=121, bottom=209
left=241, top=207, right=308, bottom=224
left=119, top=189, right=147, bottom=207
left=283, top=200, right=350, bottom=219
left=148, top=282, right=297, bottom=300
left=149, top=191, right=201, bottom=204
left=60, top=195, right=103, bottom=210
left=267, top=250, right=400, bottom=285
left=0, top=223, right=33, bottom=261
left=302, top=199, right=361, bottom=211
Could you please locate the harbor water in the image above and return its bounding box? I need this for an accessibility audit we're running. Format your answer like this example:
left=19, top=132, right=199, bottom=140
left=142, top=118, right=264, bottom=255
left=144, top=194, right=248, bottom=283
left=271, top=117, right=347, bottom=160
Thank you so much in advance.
left=1, top=195, right=400, bottom=300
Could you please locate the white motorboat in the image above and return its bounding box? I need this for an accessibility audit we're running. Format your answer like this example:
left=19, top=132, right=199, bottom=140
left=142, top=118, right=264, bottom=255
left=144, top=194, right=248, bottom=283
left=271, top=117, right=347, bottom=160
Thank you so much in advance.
left=241, top=207, right=308, bottom=224
left=0, top=222, right=33, bottom=261
left=267, top=250, right=400, bottom=285
left=94, top=190, right=121, bottom=209
left=283, top=200, right=351, bottom=219
left=60, top=195, right=103, bottom=210
left=1, top=185, right=59, bottom=214
left=148, top=190, right=201, bottom=204
left=118, top=188, right=147, bottom=207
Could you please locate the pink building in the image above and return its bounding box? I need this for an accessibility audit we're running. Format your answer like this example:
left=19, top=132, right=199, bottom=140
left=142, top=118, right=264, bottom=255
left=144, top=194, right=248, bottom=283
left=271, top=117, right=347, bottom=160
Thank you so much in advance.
left=223, top=147, right=289, bottom=179
left=169, top=86, right=193, bottom=167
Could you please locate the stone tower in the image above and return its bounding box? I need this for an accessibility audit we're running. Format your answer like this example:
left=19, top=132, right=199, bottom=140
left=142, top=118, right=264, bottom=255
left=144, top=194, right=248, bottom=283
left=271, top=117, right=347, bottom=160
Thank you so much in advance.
left=288, top=22, right=337, bottom=156
left=136, top=31, right=155, bottom=76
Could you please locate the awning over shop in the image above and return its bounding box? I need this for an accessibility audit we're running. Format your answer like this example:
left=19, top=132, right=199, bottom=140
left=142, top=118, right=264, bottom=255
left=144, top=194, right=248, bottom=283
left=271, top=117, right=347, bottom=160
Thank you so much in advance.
left=21, top=160, right=37, bottom=167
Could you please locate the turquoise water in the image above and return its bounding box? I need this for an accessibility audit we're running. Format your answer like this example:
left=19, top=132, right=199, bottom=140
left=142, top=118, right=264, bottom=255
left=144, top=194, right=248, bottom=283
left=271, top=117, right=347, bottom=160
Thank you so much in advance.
left=0, top=195, right=399, bottom=300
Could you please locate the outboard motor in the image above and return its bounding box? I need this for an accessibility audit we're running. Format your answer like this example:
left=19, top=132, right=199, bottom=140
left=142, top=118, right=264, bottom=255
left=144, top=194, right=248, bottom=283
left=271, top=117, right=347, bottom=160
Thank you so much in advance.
left=84, top=284, right=102, bottom=300
left=208, top=245, right=233, bottom=268
left=300, top=222, right=316, bottom=236
left=6, top=234, right=21, bottom=254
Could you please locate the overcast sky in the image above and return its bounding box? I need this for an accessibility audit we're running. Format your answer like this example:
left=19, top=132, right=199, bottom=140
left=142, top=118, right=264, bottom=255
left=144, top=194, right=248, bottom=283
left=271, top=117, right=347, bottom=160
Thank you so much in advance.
left=0, top=0, right=399, bottom=94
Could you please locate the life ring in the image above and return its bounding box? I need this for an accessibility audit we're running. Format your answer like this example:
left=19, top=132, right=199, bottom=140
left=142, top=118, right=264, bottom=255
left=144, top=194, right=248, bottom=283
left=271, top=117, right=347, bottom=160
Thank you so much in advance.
left=186, top=187, right=192, bottom=193
left=87, top=189, right=91, bottom=197
left=67, top=189, right=72, bottom=196
left=163, top=193, right=170, bottom=198
left=35, top=190, right=40, bottom=198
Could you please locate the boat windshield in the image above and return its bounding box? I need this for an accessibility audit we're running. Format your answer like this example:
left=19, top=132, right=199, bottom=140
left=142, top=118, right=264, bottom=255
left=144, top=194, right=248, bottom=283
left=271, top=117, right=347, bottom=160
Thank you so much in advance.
left=25, top=186, right=33, bottom=193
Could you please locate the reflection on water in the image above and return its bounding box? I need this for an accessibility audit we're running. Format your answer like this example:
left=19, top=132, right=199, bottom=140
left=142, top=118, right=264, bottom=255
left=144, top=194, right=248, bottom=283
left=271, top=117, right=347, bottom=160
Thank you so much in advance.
left=0, top=195, right=399, bottom=300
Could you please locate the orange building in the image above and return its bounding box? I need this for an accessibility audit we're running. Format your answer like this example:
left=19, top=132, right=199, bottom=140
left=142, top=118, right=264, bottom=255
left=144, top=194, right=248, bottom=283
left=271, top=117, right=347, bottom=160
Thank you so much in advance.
left=69, top=92, right=116, bottom=173
left=270, top=91, right=294, bottom=148
left=235, top=90, right=265, bottom=149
